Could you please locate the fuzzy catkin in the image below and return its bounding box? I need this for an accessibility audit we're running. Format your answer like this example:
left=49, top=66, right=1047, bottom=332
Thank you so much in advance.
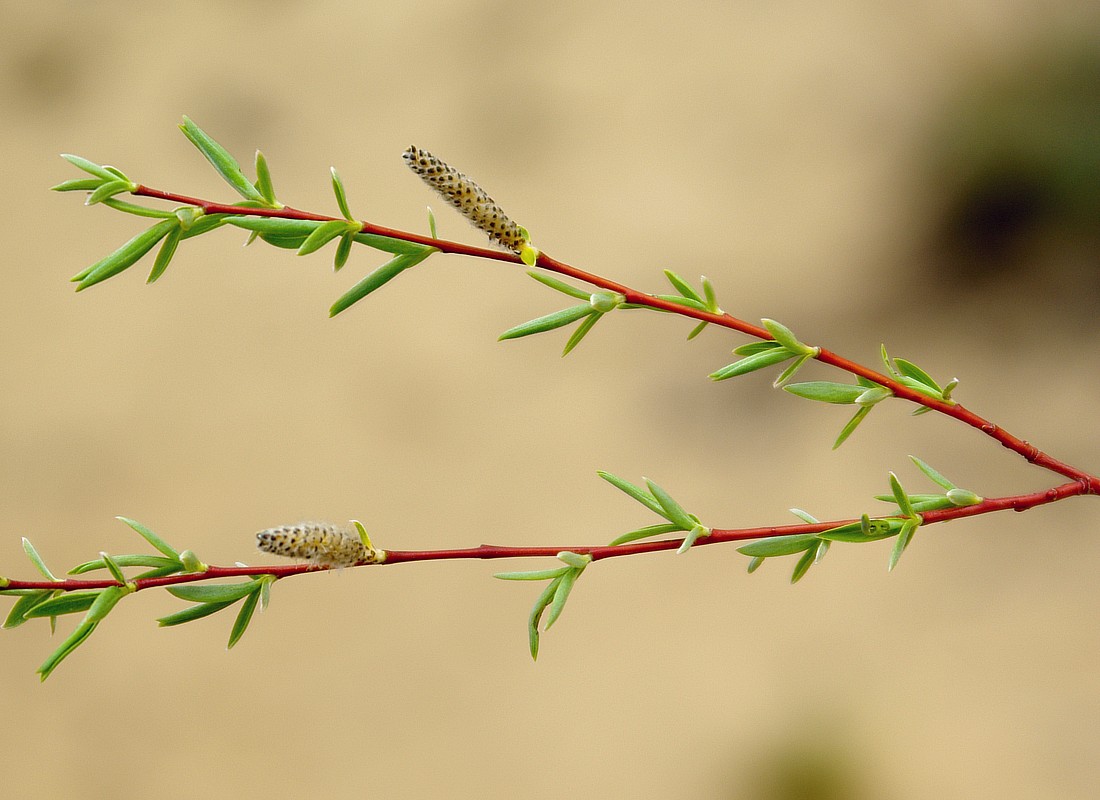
left=256, top=522, right=382, bottom=568
left=402, top=145, right=526, bottom=253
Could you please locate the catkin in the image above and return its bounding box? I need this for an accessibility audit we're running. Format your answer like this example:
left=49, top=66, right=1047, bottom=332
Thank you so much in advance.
left=256, top=521, right=383, bottom=568
left=403, top=145, right=526, bottom=252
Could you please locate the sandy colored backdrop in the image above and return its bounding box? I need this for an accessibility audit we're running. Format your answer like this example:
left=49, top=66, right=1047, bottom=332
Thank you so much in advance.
left=1, top=1, right=1098, bottom=797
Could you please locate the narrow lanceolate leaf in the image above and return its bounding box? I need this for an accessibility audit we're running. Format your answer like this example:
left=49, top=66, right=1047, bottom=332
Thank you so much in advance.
left=494, top=567, right=571, bottom=581
left=167, top=581, right=260, bottom=604
left=608, top=523, right=682, bottom=546
left=157, top=599, right=238, bottom=627
left=352, top=232, right=431, bottom=255
left=37, top=585, right=130, bottom=681
left=561, top=311, right=602, bottom=357
left=783, top=381, right=865, bottom=404
left=226, top=216, right=323, bottom=238
left=331, top=167, right=354, bottom=220
left=22, top=538, right=58, bottom=581
left=746, top=556, right=765, bottom=574
left=51, top=177, right=103, bottom=193
left=22, top=591, right=101, bottom=618
left=664, top=270, right=704, bottom=304
left=761, top=318, right=808, bottom=354
left=116, top=516, right=179, bottom=559
left=498, top=304, right=593, bottom=341
left=734, top=341, right=784, bottom=356
left=227, top=587, right=261, bottom=649
left=85, top=179, right=134, bottom=206
left=543, top=568, right=580, bottom=630
left=893, top=358, right=941, bottom=393
left=329, top=248, right=434, bottom=317
left=528, top=270, right=591, bottom=300
left=333, top=233, right=354, bottom=271
left=4, top=590, right=53, bottom=629
left=790, top=547, right=816, bottom=583
left=889, top=473, right=916, bottom=518
left=789, top=508, right=820, bottom=525
left=556, top=551, right=592, bottom=569
left=686, top=321, right=709, bottom=340
left=644, top=479, right=695, bottom=529
left=737, top=534, right=820, bottom=558
left=676, top=524, right=709, bottom=555
left=772, top=352, right=814, bottom=387
left=298, top=219, right=353, bottom=256
left=100, top=553, right=128, bottom=586
left=528, top=576, right=563, bottom=660
left=709, top=347, right=794, bottom=381
left=597, top=471, right=665, bottom=516
left=102, top=198, right=178, bottom=218
left=909, top=456, right=955, bottom=491
left=147, top=223, right=183, bottom=283
left=178, top=116, right=266, bottom=203
left=832, top=405, right=873, bottom=449
left=254, top=150, right=278, bottom=205
left=888, top=519, right=919, bottom=571
left=60, top=154, right=117, bottom=181
left=74, top=220, right=177, bottom=291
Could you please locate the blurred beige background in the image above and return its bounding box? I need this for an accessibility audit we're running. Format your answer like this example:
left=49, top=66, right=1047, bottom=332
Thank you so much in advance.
left=2, top=1, right=1098, bottom=797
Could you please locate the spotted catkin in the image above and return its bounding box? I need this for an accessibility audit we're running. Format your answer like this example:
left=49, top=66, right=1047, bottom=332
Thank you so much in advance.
left=402, top=145, right=526, bottom=253
left=256, top=522, right=383, bottom=568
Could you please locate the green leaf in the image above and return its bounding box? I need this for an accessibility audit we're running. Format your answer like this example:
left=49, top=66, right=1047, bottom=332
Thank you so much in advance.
left=790, top=547, right=816, bottom=583
left=737, top=534, right=820, bottom=558
left=888, top=519, right=919, bottom=571
left=528, top=576, right=563, bottom=660
left=23, top=591, right=101, bottom=618
left=762, top=318, right=809, bottom=354
left=709, top=347, right=794, bottom=381
left=608, top=522, right=682, bottom=546
left=561, top=311, right=602, bottom=356
left=147, top=223, right=183, bottom=283
left=254, top=150, right=278, bottom=205
left=157, top=599, right=238, bottom=627
left=494, top=567, right=571, bottom=581
left=333, top=233, right=354, bottom=271
left=179, top=213, right=229, bottom=239
left=746, top=556, right=765, bottom=573
left=527, top=270, right=591, bottom=300
left=99, top=553, right=128, bottom=586
left=298, top=219, right=353, bottom=256
left=789, top=508, right=820, bottom=524
left=855, top=386, right=892, bottom=406
left=772, top=352, right=814, bottom=388
left=84, top=584, right=129, bottom=624
left=115, top=516, right=179, bottom=559
left=37, top=620, right=98, bottom=681
left=556, top=551, right=592, bottom=569
left=74, top=219, right=177, bottom=290
left=686, top=321, right=708, bottom=340
left=166, top=581, right=260, bottom=604
left=51, top=177, right=104, bottom=193
left=4, top=590, right=53, bottom=629
left=99, top=198, right=178, bottom=218
left=818, top=519, right=900, bottom=542
left=733, top=341, right=783, bottom=356
left=329, top=248, right=434, bottom=317
left=85, top=179, right=133, bottom=206
left=60, top=154, right=117, bottom=181
left=427, top=206, right=437, bottom=238
left=946, top=488, right=982, bottom=506
left=226, top=216, right=323, bottom=238
left=889, top=472, right=916, bottom=518
left=783, top=381, right=865, bottom=404
left=676, top=524, right=709, bottom=555
left=331, top=167, right=354, bottom=220
left=893, top=358, right=941, bottom=393
left=597, top=471, right=665, bottom=516
left=664, top=270, right=704, bottom=304
left=832, top=405, right=873, bottom=449
left=544, top=568, right=579, bottom=629
left=227, top=587, right=261, bottom=649
left=352, top=232, right=430, bottom=255
left=178, top=116, right=266, bottom=203
left=702, top=276, right=718, bottom=308
left=498, top=304, right=594, bottom=341
left=653, top=294, right=707, bottom=311
left=909, top=456, right=955, bottom=491
left=22, top=538, right=58, bottom=581
left=644, top=479, right=695, bottom=529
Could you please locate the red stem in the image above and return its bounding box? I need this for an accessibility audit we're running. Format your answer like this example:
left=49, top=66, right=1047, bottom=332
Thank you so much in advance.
left=3, top=481, right=1091, bottom=592
left=131, top=185, right=1099, bottom=494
